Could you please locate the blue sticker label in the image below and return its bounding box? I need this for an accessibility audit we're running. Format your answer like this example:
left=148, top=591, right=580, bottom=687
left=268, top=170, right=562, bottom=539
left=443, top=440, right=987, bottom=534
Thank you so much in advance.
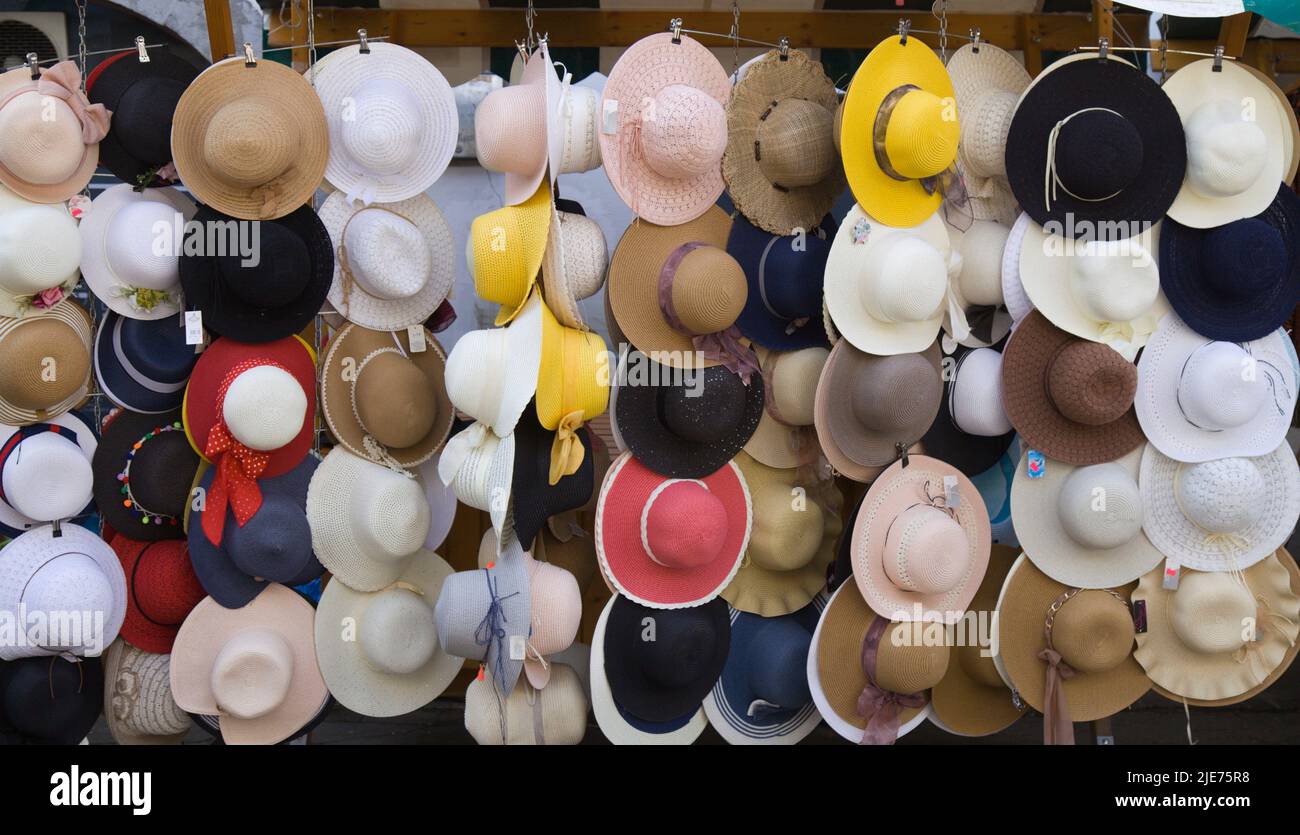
left=1026, top=450, right=1046, bottom=479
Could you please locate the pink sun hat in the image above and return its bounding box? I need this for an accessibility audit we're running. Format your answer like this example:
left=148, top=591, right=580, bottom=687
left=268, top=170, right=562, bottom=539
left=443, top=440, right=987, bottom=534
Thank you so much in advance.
left=475, top=42, right=556, bottom=206
left=599, top=32, right=731, bottom=226
left=595, top=450, right=751, bottom=609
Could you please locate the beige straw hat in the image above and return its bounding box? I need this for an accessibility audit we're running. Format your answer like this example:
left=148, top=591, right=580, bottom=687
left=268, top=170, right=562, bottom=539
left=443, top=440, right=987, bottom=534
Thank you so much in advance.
left=0, top=60, right=105, bottom=203
left=464, top=662, right=589, bottom=745
left=103, top=640, right=192, bottom=745
left=170, top=57, right=327, bottom=221
left=743, top=345, right=828, bottom=470
left=0, top=299, right=92, bottom=426
left=1133, top=548, right=1300, bottom=707
left=541, top=205, right=608, bottom=330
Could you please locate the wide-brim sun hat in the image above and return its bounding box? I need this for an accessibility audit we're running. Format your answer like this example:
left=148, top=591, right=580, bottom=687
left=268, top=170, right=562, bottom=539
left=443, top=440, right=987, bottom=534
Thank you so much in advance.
left=1241, top=61, right=1299, bottom=183
left=94, top=310, right=199, bottom=415
left=1004, top=52, right=1186, bottom=239
left=1000, top=310, right=1145, bottom=466
left=851, top=456, right=991, bottom=625
left=318, top=189, right=455, bottom=331
left=0, top=411, right=96, bottom=536
left=1136, top=313, right=1298, bottom=463
left=468, top=182, right=552, bottom=327
left=1133, top=548, right=1300, bottom=707
left=0, top=656, right=105, bottom=744
left=433, top=547, right=531, bottom=696
left=102, top=640, right=192, bottom=745
left=541, top=199, right=608, bottom=330
left=170, top=56, right=327, bottom=221
left=419, top=453, right=458, bottom=552
left=170, top=584, right=328, bottom=745
left=442, top=291, right=544, bottom=437
left=920, top=340, right=1016, bottom=476
left=111, top=535, right=206, bottom=653
left=1011, top=445, right=1164, bottom=588
left=0, top=185, right=83, bottom=318
left=314, top=42, right=457, bottom=205
left=595, top=450, right=751, bottom=609
left=1138, top=440, right=1300, bottom=574
left=742, top=345, right=828, bottom=470
left=0, top=61, right=105, bottom=203
left=727, top=211, right=835, bottom=351
left=1000, top=213, right=1034, bottom=326
left=722, top=49, right=845, bottom=236
left=315, top=548, right=461, bottom=718
left=438, top=422, right=516, bottom=544
left=813, top=372, right=917, bottom=485
left=840, top=35, right=960, bottom=228
left=0, top=299, right=92, bottom=427
left=823, top=205, right=955, bottom=356
left=475, top=42, right=554, bottom=207
left=600, top=32, right=730, bottom=226
left=92, top=408, right=198, bottom=541
left=943, top=219, right=1015, bottom=350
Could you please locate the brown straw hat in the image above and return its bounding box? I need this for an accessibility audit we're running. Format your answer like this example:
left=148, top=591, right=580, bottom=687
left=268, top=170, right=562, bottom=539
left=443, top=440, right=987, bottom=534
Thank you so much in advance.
left=171, top=57, right=327, bottom=221
left=930, top=545, right=1027, bottom=737
left=723, top=49, right=846, bottom=236
left=320, top=323, right=454, bottom=469
left=0, top=300, right=92, bottom=426
left=1000, top=310, right=1144, bottom=466
left=995, top=554, right=1151, bottom=739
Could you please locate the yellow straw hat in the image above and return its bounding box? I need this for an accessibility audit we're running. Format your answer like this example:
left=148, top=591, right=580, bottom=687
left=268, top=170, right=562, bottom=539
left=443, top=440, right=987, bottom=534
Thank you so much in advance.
left=840, top=36, right=960, bottom=228
left=469, top=182, right=552, bottom=326
left=536, top=300, right=611, bottom=484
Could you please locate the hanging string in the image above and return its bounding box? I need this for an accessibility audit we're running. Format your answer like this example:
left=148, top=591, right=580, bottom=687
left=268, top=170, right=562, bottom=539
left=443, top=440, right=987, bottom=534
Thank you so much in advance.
left=730, top=0, right=741, bottom=77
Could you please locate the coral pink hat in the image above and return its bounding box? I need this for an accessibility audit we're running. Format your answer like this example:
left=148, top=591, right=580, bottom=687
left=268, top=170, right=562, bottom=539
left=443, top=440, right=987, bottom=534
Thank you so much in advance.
left=595, top=450, right=751, bottom=609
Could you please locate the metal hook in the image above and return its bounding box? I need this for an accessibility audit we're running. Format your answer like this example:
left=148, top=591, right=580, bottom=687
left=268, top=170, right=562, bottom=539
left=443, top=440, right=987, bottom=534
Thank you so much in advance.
left=1212, top=44, right=1225, bottom=72
left=898, top=18, right=911, bottom=45
left=51, top=519, right=62, bottom=538
left=670, top=17, right=683, bottom=44
left=778, top=36, right=789, bottom=60
left=1098, top=36, right=1109, bottom=61
left=358, top=28, right=370, bottom=54
left=514, top=39, right=530, bottom=65
left=970, top=27, right=981, bottom=53
left=135, top=35, right=149, bottom=63
left=243, top=41, right=256, bottom=67
left=26, top=52, right=38, bottom=80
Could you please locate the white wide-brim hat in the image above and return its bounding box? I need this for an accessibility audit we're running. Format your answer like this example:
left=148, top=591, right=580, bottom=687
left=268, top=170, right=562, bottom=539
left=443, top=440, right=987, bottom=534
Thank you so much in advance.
left=443, top=291, right=544, bottom=437
left=1011, top=446, right=1165, bottom=588
left=437, top=422, right=515, bottom=543
left=824, top=204, right=955, bottom=356
left=943, top=218, right=1014, bottom=349
left=313, top=42, right=457, bottom=205
left=1136, top=313, right=1298, bottom=463
left=0, top=185, right=82, bottom=318
left=0, top=411, right=96, bottom=533
left=1000, top=212, right=1034, bottom=327
left=318, top=190, right=454, bottom=331
left=1018, top=220, right=1170, bottom=360
left=1163, top=59, right=1286, bottom=230
left=1140, top=441, right=1300, bottom=573
left=314, top=549, right=462, bottom=717
left=78, top=184, right=197, bottom=320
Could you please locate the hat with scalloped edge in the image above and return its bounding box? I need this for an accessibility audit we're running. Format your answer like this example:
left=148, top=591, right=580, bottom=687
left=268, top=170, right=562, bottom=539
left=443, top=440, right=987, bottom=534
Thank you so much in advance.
left=0, top=655, right=105, bottom=744
left=94, top=310, right=199, bottom=415
left=93, top=408, right=198, bottom=542
left=536, top=300, right=608, bottom=484
left=727, top=211, right=835, bottom=351
left=102, top=639, right=192, bottom=745
left=0, top=60, right=106, bottom=204
left=743, top=344, right=828, bottom=470
left=475, top=41, right=557, bottom=207
left=469, top=182, right=552, bottom=326
left=465, top=661, right=589, bottom=745
left=0, top=300, right=93, bottom=428
left=541, top=199, right=608, bottom=330
left=920, top=339, right=1015, bottom=476
left=111, top=535, right=205, bottom=653
left=0, top=411, right=96, bottom=537
left=432, top=541, right=532, bottom=696
left=0, top=184, right=82, bottom=319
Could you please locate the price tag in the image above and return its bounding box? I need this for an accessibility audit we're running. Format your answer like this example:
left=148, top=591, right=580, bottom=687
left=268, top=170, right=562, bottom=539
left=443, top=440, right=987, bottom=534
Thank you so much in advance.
left=509, top=635, right=527, bottom=661
left=942, top=475, right=961, bottom=508
left=1161, top=557, right=1182, bottom=591
left=602, top=99, right=620, bottom=135
left=184, top=310, right=204, bottom=346
left=407, top=324, right=427, bottom=353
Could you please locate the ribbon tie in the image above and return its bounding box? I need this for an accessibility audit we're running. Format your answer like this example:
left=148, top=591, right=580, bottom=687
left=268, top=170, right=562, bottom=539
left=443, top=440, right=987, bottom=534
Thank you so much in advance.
left=548, top=410, right=586, bottom=486
left=1037, top=646, right=1077, bottom=745
left=1043, top=107, right=1126, bottom=213
left=1096, top=320, right=1152, bottom=363
left=200, top=361, right=280, bottom=547
left=855, top=618, right=926, bottom=745
left=473, top=570, right=521, bottom=694
left=437, top=421, right=492, bottom=487
left=37, top=61, right=110, bottom=143
left=248, top=169, right=296, bottom=220
left=658, top=242, right=760, bottom=384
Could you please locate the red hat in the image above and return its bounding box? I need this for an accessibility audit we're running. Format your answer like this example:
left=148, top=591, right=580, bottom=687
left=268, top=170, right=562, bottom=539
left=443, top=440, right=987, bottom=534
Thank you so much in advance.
left=111, top=534, right=206, bottom=653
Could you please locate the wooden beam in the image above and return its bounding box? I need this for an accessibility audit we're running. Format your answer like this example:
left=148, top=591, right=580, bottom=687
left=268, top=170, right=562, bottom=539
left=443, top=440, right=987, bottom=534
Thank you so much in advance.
left=1092, top=0, right=1114, bottom=44
left=1218, top=11, right=1253, bottom=58
left=202, top=0, right=236, bottom=62
left=1154, top=37, right=1300, bottom=76
left=289, top=0, right=310, bottom=72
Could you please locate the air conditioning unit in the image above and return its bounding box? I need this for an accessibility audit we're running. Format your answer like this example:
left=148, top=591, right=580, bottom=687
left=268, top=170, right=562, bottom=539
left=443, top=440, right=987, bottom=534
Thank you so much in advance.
left=0, top=12, right=68, bottom=72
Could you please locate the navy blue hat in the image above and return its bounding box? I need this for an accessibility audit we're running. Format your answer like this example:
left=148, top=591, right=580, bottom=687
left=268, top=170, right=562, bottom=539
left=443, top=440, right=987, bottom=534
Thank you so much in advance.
left=1159, top=185, right=1300, bottom=342
left=0, top=656, right=104, bottom=744
left=727, top=213, right=835, bottom=350
left=188, top=455, right=323, bottom=609
left=703, top=596, right=826, bottom=744
left=94, top=310, right=198, bottom=414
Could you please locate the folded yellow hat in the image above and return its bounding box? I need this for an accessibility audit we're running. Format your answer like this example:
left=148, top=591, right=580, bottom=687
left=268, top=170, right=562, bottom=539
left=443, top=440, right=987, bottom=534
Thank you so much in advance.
left=470, top=182, right=552, bottom=326
left=537, top=299, right=609, bottom=485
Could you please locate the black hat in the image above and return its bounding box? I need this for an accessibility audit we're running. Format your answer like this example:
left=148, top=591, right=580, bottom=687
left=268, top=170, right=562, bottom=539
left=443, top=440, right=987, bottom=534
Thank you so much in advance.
left=602, top=596, right=730, bottom=722
left=1005, top=55, right=1185, bottom=240
left=613, top=348, right=764, bottom=478
left=87, top=49, right=201, bottom=187
left=178, top=205, right=333, bottom=343
left=920, top=339, right=1017, bottom=475
left=0, top=656, right=105, bottom=744
left=511, top=410, right=594, bottom=552
left=92, top=408, right=199, bottom=541
left=727, top=212, right=835, bottom=351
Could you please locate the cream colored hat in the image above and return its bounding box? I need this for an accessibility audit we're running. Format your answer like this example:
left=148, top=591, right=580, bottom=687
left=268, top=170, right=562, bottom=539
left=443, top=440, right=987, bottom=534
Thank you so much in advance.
left=0, top=61, right=105, bottom=203
left=0, top=185, right=82, bottom=318
left=548, top=70, right=602, bottom=179
left=438, top=422, right=515, bottom=543
left=103, top=640, right=192, bottom=745
left=541, top=206, right=608, bottom=330
left=943, top=219, right=1013, bottom=349
left=1000, top=212, right=1035, bottom=326
left=947, top=43, right=1031, bottom=228
left=743, top=345, right=828, bottom=470
left=465, top=662, right=589, bottom=745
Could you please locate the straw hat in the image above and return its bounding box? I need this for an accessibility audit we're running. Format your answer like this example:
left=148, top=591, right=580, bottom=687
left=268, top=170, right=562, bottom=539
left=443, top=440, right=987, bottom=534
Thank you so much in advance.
left=79, top=185, right=195, bottom=321
left=438, top=421, right=515, bottom=544
left=727, top=212, right=835, bottom=351
left=0, top=524, right=127, bottom=661
left=314, top=42, right=457, bottom=205
left=307, top=447, right=433, bottom=592
left=170, top=57, right=327, bottom=221
left=511, top=415, right=595, bottom=553
left=320, top=322, right=454, bottom=470
left=595, top=450, right=751, bottom=609
left=1133, top=548, right=1300, bottom=706
left=433, top=548, right=532, bottom=696
left=813, top=368, right=916, bottom=485
left=548, top=69, right=603, bottom=180
left=814, top=339, right=942, bottom=469
left=1163, top=59, right=1287, bottom=229
left=170, top=584, right=328, bottom=745
left=723, top=49, right=845, bottom=236
left=1004, top=53, right=1186, bottom=238
left=0, top=61, right=106, bottom=203
left=840, top=36, right=959, bottom=228
left=589, top=596, right=708, bottom=745
left=1139, top=441, right=1300, bottom=574
left=0, top=656, right=105, bottom=744
left=851, top=456, right=991, bottom=625
left=1011, top=445, right=1164, bottom=588
left=600, top=33, right=730, bottom=225
left=1000, top=213, right=1035, bottom=325
left=468, top=183, right=552, bottom=326
left=0, top=412, right=95, bottom=535
left=103, top=640, right=192, bottom=745
left=946, top=43, right=1032, bottom=227
left=0, top=186, right=81, bottom=318
left=541, top=200, right=608, bottom=330
left=443, top=291, right=543, bottom=437
left=465, top=662, right=589, bottom=745
left=315, top=548, right=461, bottom=717
left=92, top=408, right=198, bottom=542
left=110, top=536, right=205, bottom=653
left=520, top=553, right=583, bottom=689
left=86, top=49, right=198, bottom=188
left=1017, top=221, right=1169, bottom=361
left=476, top=42, right=557, bottom=206
left=743, top=345, right=827, bottom=470
left=722, top=452, right=839, bottom=618
left=319, top=190, right=455, bottom=332
left=943, top=219, right=1015, bottom=349
left=929, top=545, right=1026, bottom=737
left=1136, top=314, right=1298, bottom=463
left=0, top=300, right=91, bottom=427
left=93, top=311, right=198, bottom=415
left=994, top=554, right=1151, bottom=735
left=1000, top=310, right=1145, bottom=466
left=535, top=300, right=609, bottom=479
left=823, top=205, right=956, bottom=356
left=1241, top=61, right=1299, bottom=183
left=920, top=341, right=1015, bottom=476
left=810, top=581, right=947, bottom=744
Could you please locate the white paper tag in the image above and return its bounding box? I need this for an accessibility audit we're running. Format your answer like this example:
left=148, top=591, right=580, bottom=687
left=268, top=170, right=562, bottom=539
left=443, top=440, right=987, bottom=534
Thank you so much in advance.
left=184, top=310, right=204, bottom=345
left=942, top=475, right=961, bottom=509
left=1161, top=557, right=1182, bottom=591
left=407, top=324, right=426, bottom=353
left=602, top=99, right=620, bottom=135
left=509, top=635, right=527, bottom=661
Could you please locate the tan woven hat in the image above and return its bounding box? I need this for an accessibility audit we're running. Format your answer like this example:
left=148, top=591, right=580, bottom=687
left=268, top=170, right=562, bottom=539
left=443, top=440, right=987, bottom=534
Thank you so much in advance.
left=995, top=554, right=1151, bottom=742
left=465, top=662, right=589, bottom=745
left=0, top=300, right=92, bottom=426
left=541, top=204, right=608, bottom=330
left=103, top=639, right=192, bottom=745
left=722, top=49, right=845, bottom=236
left=319, top=322, right=455, bottom=470
left=170, top=57, right=327, bottom=221
left=743, top=345, right=828, bottom=470
left=721, top=452, right=840, bottom=618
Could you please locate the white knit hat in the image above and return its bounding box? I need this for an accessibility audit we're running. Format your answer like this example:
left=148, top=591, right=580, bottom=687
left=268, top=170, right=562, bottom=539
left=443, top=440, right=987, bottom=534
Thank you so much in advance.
left=103, top=640, right=192, bottom=744
left=437, top=421, right=516, bottom=543
left=222, top=365, right=309, bottom=452
left=444, top=292, right=543, bottom=436
left=0, top=185, right=81, bottom=317
left=1000, top=212, right=1034, bottom=327
left=549, top=73, right=602, bottom=178
left=947, top=42, right=1031, bottom=227
left=0, top=412, right=96, bottom=533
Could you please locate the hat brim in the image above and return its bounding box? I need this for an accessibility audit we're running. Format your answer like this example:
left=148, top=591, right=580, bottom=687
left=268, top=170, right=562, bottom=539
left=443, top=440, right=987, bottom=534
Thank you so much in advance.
left=919, top=342, right=1016, bottom=475
left=813, top=358, right=909, bottom=484
left=0, top=656, right=104, bottom=743
left=102, top=640, right=191, bottom=745
left=947, top=42, right=1031, bottom=222
left=511, top=415, right=594, bottom=552
left=94, top=311, right=197, bottom=415
left=0, top=300, right=92, bottom=426
left=0, top=411, right=96, bottom=536
left=420, top=452, right=459, bottom=552
left=92, top=407, right=196, bottom=542
left=87, top=50, right=200, bottom=185
left=0, top=68, right=99, bottom=203
left=112, top=536, right=203, bottom=654
left=727, top=212, right=834, bottom=351
left=1000, top=213, right=1035, bottom=325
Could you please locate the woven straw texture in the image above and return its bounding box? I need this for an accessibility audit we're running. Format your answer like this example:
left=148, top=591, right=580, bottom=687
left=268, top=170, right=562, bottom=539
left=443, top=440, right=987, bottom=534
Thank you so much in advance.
left=0, top=412, right=95, bottom=534
left=471, top=182, right=552, bottom=326
left=541, top=208, right=608, bottom=330
left=0, top=195, right=82, bottom=318
left=103, top=640, right=191, bottom=744
left=0, top=63, right=100, bottom=202
left=536, top=300, right=609, bottom=431
left=475, top=44, right=551, bottom=206
left=0, top=300, right=92, bottom=426
left=947, top=43, right=1031, bottom=227
left=465, top=662, right=588, bottom=745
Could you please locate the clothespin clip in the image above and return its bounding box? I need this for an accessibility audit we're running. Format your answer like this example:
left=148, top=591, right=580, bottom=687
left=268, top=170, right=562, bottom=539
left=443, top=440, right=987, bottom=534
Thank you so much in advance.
left=26, top=53, right=39, bottom=81
left=51, top=519, right=62, bottom=539
left=515, top=39, right=529, bottom=64
left=1098, top=36, right=1109, bottom=61
left=778, top=36, right=790, bottom=61
left=970, top=27, right=981, bottom=53
left=243, top=42, right=257, bottom=67
left=358, top=28, right=370, bottom=54
left=898, top=19, right=911, bottom=45
left=1212, top=44, right=1225, bottom=72
left=135, top=36, right=150, bottom=63
left=670, top=18, right=683, bottom=45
